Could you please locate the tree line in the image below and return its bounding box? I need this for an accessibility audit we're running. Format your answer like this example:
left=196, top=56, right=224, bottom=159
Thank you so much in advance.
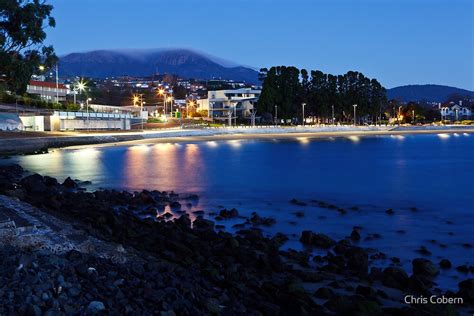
left=257, top=66, right=387, bottom=123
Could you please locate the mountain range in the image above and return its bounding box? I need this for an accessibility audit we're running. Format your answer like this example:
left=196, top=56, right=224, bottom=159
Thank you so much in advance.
left=59, top=49, right=473, bottom=102
left=386, top=84, right=474, bottom=103
left=59, top=49, right=259, bottom=83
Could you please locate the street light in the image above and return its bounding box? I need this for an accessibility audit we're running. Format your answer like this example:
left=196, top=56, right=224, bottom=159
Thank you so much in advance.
left=301, top=103, right=306, bottom=126
left=353, top=104, right=357, bottom=126
left=157, top=89, right=166, bottom=115
left=167, top=95, right=173, bottom=115
left=332, top=105, right=335, bottom=125
left=38, top=65, right=45, bottom=72
left=274, top=105, right=278, bottom=125
left=133, top=94, right=144, bottom=131
left=86, top=97, right=92, bottom=131
left=398, top=105, right=402, bottom=125
left=187, top=100, right=195, bottom=118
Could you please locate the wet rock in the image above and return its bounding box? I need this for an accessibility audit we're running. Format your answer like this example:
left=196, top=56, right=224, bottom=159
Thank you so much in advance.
left=169, top=201, right=181, bottom=209
left=219, top=208, right=239, bottom=218
left=87, top=301, right=106, bottom=314
left=299, top=231, right=335, bottom=249
left=458, top=279, right=474, bottom=304
left=385, top=208, right=394, bottom=215
left=412, top=258, right=439, bottom=277
left=192, top=217, right=214, bottom=233
left=250, top=213, right=276, bottom=226
left=456, top=265, right=470, bottom=273
left=439, top=259, right=452, bottom=269
left=355, top=285, right=377, bottom=299
left=174, top=214, right=191, bottom=229
left=415, top=246, right=432, bottom=256
left=293, top=211, right=305, bottom=218
left=63, top=177, right=78, bottom=189
left=345, top=247, right=369, bottom=274
left=314, top=287, right=335, bottom=299
left=289, top=198, right=307, bottom=206
left=382, top=267, right=409, bottom=290
left=350, top=229, right=360, bottom=241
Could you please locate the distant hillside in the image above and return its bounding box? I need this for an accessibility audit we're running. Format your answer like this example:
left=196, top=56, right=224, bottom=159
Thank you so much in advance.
left=59, top=49, right=259, bottom=83
left=387, top=84, right=474, bottom=102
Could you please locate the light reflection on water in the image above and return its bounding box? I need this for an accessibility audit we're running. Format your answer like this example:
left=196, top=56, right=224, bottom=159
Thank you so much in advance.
left=4, top=133, right=474, bottom=290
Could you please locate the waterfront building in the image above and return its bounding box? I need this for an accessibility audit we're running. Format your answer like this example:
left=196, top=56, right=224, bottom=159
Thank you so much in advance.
left=440, top=101, right=473, bottom=121
left=26, top=80, right=67, bottom=103
left=196, top=88, right=261, bottom=122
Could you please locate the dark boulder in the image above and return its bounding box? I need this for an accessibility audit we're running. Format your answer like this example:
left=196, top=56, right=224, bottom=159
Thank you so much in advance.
left=63, top=176, right=78, bottom=189
left=382, top=267, right=409, bottom=290
left=458, top=279, right=474, bottom=304
left=412, top=258, right=439, bottom=277
left=299, top=231, right=335, bottom=249
left=192, top=217, right=214, bottom=233
left=219, top=208, right=239, bottom=218
left=439, top=259, right=452, bottom=269
left=345, top=247, right=369, bottom=274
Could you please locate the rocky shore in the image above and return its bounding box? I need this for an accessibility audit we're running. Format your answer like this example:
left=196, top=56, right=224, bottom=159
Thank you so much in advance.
left=0, top=164, right=473, bottom=315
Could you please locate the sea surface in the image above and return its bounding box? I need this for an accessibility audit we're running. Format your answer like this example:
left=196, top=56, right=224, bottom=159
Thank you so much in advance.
left=5, top=132, right=474, bottom=290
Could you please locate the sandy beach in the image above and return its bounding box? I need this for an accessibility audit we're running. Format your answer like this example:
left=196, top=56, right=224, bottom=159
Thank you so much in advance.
left=1, top=125, right=474, bottom=154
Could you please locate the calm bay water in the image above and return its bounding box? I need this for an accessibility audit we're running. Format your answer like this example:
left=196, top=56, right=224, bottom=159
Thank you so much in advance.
left=5, top=132, right=474, bottom=289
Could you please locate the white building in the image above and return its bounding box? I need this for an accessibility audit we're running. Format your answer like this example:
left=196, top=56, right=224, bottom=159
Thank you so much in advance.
left=440, top=101, right=473, bottom=121
left=26, top=80, right=67, bottom=102
left=197, top=88, right=261, bottom=122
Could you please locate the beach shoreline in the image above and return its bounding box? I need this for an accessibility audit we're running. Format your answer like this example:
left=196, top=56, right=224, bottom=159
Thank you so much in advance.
left=1, top=125, right=473, bottom=155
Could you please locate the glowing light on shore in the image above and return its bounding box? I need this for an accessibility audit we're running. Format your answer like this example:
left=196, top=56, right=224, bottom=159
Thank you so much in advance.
left=348, top=136, right=360, bottom=142
left=227, top=140, right=242, bottom=148
left=463, top=133, right=470, bottom=136
left=437, top=133, right=450, bottom=139
left=206, top=141, right=218, bottom=148
left=130, top=144, right=151, bottom=152
left=297, top=137, right=309, bottom=144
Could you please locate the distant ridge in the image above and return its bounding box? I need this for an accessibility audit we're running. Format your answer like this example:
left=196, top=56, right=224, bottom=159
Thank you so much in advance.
left=387, top=84, right=474, bottom=102
left=59, top=48, right=259, bottom=83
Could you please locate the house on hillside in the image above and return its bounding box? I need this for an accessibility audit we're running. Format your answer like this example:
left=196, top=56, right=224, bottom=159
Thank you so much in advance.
left=26, top=80, right=67, bottom=103
left=440, top=101, right=473, bottom=121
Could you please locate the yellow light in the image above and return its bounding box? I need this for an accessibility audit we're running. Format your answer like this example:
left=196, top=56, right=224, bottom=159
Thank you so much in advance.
left=189, top=100, right=195, bottom=106
left=158, top=89, right=164, bottom=95
left=39, top=65, right=45, bottom=71
left=133, top=95, right=139, bottom=105
left=166, top=96, right=172, bottom=102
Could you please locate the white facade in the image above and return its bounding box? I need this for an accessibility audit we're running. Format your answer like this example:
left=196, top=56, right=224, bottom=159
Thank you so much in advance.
left=26, top=80, right=67, bottom=102
left=197, top=88, right=261, bottom=121
left=440, top=101, right=472, bottom=121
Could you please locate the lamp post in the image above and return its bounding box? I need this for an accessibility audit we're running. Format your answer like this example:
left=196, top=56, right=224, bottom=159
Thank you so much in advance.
left=301, top=103, right=306, bottom=126
left=274, top=105, right=278, bottom=125
left=158, top=89, right=165, bottom=115
left=167, top=95, right=173, bottom=116
left=332, top=105, right=335, bottom=125
left=398, top=106, right=402, bottom=125
left=86, top=97, right=92, bottom=132
left=353, top=104, right=357, bottom=126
